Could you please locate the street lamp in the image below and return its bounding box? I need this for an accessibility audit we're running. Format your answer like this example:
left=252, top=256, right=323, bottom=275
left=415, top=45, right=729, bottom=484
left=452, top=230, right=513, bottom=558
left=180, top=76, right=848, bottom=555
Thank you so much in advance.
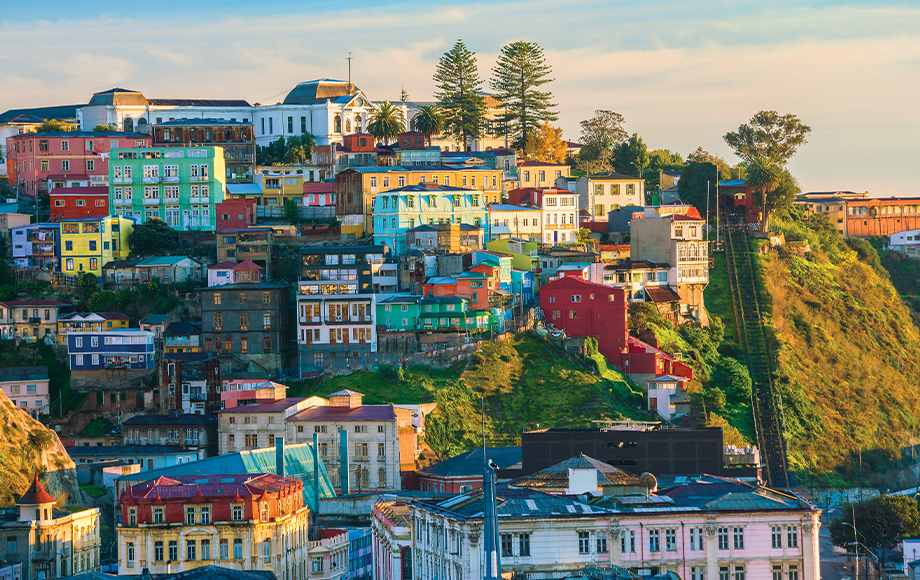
left=843, top=522, right=870, bottom=580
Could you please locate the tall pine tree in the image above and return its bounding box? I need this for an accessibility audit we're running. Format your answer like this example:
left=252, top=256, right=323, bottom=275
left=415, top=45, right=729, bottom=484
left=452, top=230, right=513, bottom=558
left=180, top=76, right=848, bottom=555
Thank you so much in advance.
left=490, top=41, right=557, bottom=150
left=433, top=40, right=486, bottom=148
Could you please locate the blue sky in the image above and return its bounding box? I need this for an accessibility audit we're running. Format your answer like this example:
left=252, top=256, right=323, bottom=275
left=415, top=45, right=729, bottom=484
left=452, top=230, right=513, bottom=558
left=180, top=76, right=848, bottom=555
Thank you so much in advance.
left=2, top=0, right=919, bottom=195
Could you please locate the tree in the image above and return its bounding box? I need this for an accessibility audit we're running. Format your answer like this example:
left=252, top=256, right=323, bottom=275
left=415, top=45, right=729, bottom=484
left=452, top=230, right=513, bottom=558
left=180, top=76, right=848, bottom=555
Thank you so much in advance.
left=723, top=111, right=811, bottom=164
left=710, top=357, right=753, bottom=403
left=522, top=121, right=566, bottom=163
left=686, top=147, right=732, bottom=180
left=92, top=123, right=119, bottom=132
left=434, top=40, right=487, bottom=147
left=830, top=495, right=920, bottom=573
left=35, top=119, right=75, bottom=133
left=129, top=218, right=179, bottom=256
left=490, top=41, right=557, bottom=149
left=677, top=162, right=721, bottom=215
left=612, top=133, right=650, bottom=178
left=412, top=105, right=446, bottom=146
left=366, top=101, right=406, bottom=145
left=282, top=134, right=314, bottom=165
left=575, top=110, right=628, bottom=174
left=744, top=156, right=784, bottom=232
left=400, top=85, right=409, bottom=102
left=77, top=273, right=98, bottom=300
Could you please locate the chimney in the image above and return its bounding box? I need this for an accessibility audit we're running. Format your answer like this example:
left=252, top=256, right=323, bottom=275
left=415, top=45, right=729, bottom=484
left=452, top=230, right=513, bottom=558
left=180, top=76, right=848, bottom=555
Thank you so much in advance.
left=276, top=436, right=284, bottom=478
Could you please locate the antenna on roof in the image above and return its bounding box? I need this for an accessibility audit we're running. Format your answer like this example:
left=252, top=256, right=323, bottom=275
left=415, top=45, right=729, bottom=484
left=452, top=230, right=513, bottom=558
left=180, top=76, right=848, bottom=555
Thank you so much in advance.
left=347, top=52, right=354, bottom=94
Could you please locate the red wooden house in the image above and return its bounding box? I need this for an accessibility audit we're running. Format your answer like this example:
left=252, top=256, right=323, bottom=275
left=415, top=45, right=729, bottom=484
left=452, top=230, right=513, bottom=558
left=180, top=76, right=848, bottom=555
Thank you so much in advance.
left=48, top=186, right=109, bottom=222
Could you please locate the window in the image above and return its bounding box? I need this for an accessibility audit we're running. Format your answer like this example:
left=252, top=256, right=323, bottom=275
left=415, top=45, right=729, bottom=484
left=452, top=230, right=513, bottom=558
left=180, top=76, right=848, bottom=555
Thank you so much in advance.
left=501, top=534, right=513, bottom=557
left=201, top=506, right=210, bottom=525
left=578, top=531, right=590, bottom=554
left=87, top=159, right=95, bottom=172
left=127, top=542, right=135, bottom=567
left=128, top=507, right=136, bottom=526
left=169, top=541, right=178, bottom=562
left=263, top=539, right=271, bottom=564
left=155, top=541, right=164, bottom=562
left=201, top=539, right=210, bottom=560
left=692, top=567, right=705, bottom=580
left=61, top=140, right=69, bottom=151
left=595, top=204, right=604, bottom=216
left=788, top=566, right=799, bottom=580
left=720, top=568, right=730, bottom=580
left=519, top=533, right=530, bottom=557
left=186, top=506, right=196, bottom=525
left=220, top=539, right=229, bottom=560
left=313, top=557, right=324, bottom=573
left=213, top=292, right=222, bottom=305
left=571, top=294, right=581, bottom=303
left=213, top=313, right=222, bottom=331
left=787, top=526, right=798, bottom=548
left=718, top=527, right=729, bottom=550
left=596, top=536, right=607, bottom=553
left=262, top=292, right=271, bottom=304
left=232, top=504, right=243, bottom=521
left=186, top=539, right=197, bottom=561
left=234, top=539, right=243, bottom=559
left=771, top=526, right=782, bottom=549
left=315, top=425, right=327, bottom=433
left=665, top=528, right=676, bottom=551
left=153, top=507, right=164, bottom=523
left=733, top=527, right=744, bottom=550
left=355, top=425, right=368, bottom=433
left=649, top=529, right=660, bottom=552
left=690, top=527, right=703, bottom=550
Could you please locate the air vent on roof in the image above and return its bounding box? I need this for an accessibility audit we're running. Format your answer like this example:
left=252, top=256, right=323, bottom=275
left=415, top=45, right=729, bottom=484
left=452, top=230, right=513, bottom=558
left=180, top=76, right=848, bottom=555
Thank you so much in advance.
left=525, top=499, right=537, bottom=510
left=195, top=478, right=209, bottom=484
left=565, top=505, right=576, bottom=513
left=221, top=478, right=235, bottom=483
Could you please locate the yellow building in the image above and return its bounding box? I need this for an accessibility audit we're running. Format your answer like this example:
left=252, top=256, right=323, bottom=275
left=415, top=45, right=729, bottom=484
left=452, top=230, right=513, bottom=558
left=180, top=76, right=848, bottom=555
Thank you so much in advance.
left=336, top=166, right=504, bottom=237
left=59, top=215, right=133, bottom=278
left=255, top=166, right=305, bottom=207
left=56, top=311, right=130, bottom=344
left=517, top=160, right=571, bottom=189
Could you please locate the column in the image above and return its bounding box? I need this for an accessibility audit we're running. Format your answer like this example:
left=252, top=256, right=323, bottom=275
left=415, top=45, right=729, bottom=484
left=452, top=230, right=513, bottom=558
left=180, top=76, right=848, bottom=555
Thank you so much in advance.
left=705, top=517, right=718, bottom=580
left=608, top=522, right=622, bottom=566
left=802, top=516, right=820, bottom=580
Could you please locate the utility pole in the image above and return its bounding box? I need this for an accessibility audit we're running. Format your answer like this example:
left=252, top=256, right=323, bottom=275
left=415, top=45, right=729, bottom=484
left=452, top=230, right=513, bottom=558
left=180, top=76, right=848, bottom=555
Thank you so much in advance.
left=853, top=504, right=859, bottom=580
left=346, top=52, right=353, bottom=94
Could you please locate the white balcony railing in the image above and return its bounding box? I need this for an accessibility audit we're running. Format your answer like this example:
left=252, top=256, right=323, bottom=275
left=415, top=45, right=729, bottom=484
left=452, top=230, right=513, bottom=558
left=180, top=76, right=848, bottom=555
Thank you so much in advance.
left=164, top=175, right=180, bottom=183
left=142, top=175, right=161, bottom=184
left=114, top=198, right=132, bottom=205
left=191, top=175, right=209, bottom=182
left=143, top=197, right=160, bottom=205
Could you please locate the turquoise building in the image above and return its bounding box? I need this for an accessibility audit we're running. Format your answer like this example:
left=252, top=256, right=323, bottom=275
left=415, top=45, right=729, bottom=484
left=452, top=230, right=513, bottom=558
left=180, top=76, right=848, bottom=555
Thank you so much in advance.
left=372, top=184, right=489, bottom=255
left=377, top=295, right=422, bottom=331
left=109, top=146, right=226, bottom=231
left=418, top=297, right=495, bottom=333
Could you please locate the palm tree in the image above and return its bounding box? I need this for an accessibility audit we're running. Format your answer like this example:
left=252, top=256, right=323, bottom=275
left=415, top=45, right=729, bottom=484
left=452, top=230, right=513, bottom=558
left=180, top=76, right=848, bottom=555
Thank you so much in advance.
left=744, top=156, right=782, bottom=232
left=366, top=101, right=406, bottom=145
left=413, top=105, right=446, bottom=146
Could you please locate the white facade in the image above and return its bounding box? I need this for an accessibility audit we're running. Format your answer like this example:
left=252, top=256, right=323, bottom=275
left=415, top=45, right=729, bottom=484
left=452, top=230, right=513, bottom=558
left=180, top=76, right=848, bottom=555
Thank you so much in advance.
left=541, top=190, right=580, bottom=244
left=890, top=228, right=920, bottom=258
left=577, top=174, right=645, bottom=221
left=488, top=205, right=542, bottom=242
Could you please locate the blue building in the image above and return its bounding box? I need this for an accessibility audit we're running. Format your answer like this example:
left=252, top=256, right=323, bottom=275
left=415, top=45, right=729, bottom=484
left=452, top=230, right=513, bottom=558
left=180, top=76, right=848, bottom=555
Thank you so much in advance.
left=511, top=268, right=536, bottom=304
left=67, top=329, right=156, bottom=370
left=346, top=528, right=373, bottom=580
left=372, top=184, right=489, bottom=255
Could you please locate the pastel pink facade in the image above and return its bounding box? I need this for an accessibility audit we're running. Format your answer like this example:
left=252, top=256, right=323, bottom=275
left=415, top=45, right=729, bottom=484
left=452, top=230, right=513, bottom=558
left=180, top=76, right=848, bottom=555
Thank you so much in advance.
left=6, top=132, right=152, bottom=197
left=219, top=378, right=287, bottom=409
left=303, top=183, right=336, bottom=207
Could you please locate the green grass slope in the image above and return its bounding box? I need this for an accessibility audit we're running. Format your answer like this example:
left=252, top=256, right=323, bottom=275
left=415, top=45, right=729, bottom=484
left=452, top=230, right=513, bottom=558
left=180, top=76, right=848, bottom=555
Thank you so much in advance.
left=299, top=334, right=650, bottom=460
left=758, top=212, right=920, bottom=479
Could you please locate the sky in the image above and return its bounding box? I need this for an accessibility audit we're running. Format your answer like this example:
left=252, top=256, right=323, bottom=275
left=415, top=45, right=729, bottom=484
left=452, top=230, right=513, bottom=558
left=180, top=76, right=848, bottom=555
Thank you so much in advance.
left=2, top=0, right=919, bottom=196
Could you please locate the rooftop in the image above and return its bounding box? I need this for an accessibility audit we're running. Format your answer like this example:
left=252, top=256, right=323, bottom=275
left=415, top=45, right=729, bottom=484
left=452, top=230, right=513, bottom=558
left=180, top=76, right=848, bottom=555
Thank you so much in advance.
left=60, top=311, right=129, bottom=322
left=589, top=172, right=640, bottom=180
left=0, top=365, right=49, bottom=382
left=155, top=118, right=252, bottom=126
left=67, top=445, right=192, bottom=456
left=122, top=414, right=217, bottom=426
left=140, top=314, right=170, bottom=325
left=217, top=398, right=306, bottom=414
left=488, top=204, right=540, bottom=212
left=288, top=404, right=395, bottom=422
left=283, top=78, right=359, bottom=106
left=120, top=473, right=299, bottom=503
left=417, top=486, right=609, bottom=520
left=512, top=454, right=642, bottom=489
left=18, top=473, right=55, bottom=505
left=420, top=446, right=521, bottom=478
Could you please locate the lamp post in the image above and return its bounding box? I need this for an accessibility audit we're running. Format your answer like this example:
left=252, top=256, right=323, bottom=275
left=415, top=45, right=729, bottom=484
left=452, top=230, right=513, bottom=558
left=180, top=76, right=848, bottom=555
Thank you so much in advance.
left=843, top=520, right=871, bottom=580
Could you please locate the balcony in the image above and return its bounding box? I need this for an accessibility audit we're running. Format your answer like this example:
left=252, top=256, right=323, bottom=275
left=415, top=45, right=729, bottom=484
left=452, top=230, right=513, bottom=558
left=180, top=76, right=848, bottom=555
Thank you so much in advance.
left=142, top=175, right=161, bottom=184
left=143, top=197, right=161, bottom=205
left=114, top=176, right=132, bottom=184
left=28, top=317, right=42, bottom=324
left=187, top=393, right=206, bottom=401
left=191, top=175, right=209, bottom=182
left=114, top=198, right=132, bottom=205
left=164, top=175, right=180, bottom=183
left=190, top=196, right=210, bottom=203
left=353, top=455, right=370, bottom=462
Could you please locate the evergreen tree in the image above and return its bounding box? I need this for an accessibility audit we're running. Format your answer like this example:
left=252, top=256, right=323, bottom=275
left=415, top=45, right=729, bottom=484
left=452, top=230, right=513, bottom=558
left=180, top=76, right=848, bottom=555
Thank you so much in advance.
left=490, top=41, right=557, bottom=149
left=433, top=40, right=486, bottom=148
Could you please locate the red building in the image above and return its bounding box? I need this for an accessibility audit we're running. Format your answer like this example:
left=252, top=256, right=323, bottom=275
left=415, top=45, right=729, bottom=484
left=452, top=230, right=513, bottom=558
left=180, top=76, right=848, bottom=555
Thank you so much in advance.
left=423, top=271, right=499, bottom=311
left=215, top=199, right=257, bottom=230
left=6, top=131, right=152, bottom=198
left=718, top=180, right=758, bottom=223
left=395, top=132, right=426, bottom=148
left=48, top=186, right=110, bottom=222
left=507, top=186, right=571, bottom=206
left=303, top=182, right=335, bottom=207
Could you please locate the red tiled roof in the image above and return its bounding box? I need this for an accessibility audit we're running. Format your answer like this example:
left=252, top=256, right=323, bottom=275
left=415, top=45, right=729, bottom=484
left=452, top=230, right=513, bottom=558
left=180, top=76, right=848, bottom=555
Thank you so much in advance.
left=47, top=186, right=109, bottom=196
left=121, top=473, right=298, bottom=502
left=18, top=473, right=55, bottom=505
left=645, top=286, right=682, bottom=303
left=288, top=404, right=395, bottom=422
left=303, top=183, right=335, bottom=194
left=217, top=398, right=305, bottom=413
left=1, top=300, right=69, bottom=307
left=233, top=259, right=262, bottom=271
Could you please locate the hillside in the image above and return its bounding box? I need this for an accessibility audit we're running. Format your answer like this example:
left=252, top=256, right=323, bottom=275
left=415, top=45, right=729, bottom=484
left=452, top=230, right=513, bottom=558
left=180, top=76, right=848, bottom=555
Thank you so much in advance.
left=714, top=210, right=920, bottom=483
left=294, top=334, right=650, bottom=460
left=0, top=389, right=83, bottom=507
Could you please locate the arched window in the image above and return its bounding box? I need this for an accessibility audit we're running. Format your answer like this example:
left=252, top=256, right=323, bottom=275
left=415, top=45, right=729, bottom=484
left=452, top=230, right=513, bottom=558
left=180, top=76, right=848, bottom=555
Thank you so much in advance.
left=123, top=118, right=134, bottom=132
left=137, top=117, right=148, bottom=128
left=334, top=115, right=342, bottom=133
left=345, top=119, right=352, bottom=133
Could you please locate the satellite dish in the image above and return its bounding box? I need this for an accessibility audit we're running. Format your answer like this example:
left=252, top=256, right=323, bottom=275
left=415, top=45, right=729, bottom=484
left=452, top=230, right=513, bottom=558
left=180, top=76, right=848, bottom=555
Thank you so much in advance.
left=639, top=472, right=657, bottom=499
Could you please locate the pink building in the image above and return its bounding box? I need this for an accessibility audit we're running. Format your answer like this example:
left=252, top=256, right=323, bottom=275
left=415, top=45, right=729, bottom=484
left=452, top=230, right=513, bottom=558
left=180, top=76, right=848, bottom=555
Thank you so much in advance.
left=0, top=366, right=50, bottom=418
left=219, top=378, right=288, bottom=409
left=6, top=131, right=151, bottom=198
left=206, top=259, right=263, bottom=287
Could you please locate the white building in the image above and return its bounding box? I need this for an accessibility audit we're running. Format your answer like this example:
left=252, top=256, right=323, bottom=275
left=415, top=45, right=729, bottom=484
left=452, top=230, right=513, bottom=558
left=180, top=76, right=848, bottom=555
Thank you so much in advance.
left=488, top=204, right=542, bottom=242
left=77, top=81, right=408, bottom=149
left=540, top=189, right=580, bottom=244
left=890, top=228, right=920, bottom=258
left=576, top=172, right=645, bottom=222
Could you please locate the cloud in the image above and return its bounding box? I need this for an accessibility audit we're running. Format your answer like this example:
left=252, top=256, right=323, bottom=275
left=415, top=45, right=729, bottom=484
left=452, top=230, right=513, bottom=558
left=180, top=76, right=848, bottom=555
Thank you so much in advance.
left=0, top=0, right=918, bottom=194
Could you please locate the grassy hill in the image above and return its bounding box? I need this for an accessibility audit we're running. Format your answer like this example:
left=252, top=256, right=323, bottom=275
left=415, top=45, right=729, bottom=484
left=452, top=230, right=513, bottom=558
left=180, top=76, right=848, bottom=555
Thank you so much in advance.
left=293, top=334, right=650, bottom=460
left=708, top=209, right=920, bottom=484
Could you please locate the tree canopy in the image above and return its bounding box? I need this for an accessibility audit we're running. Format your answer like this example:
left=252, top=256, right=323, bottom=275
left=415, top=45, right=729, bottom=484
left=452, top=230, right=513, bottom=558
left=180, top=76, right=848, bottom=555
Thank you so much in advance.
left=367, top=101, right=406, bottom=144
left=677, top=162, right=721, bottom=215
left=522, top=121, right=566, bottom=163
left=829, top=496, right=920, bottom=560
left=434, top=40, right=486, bottom=146
left=129, top=218, right=179, bottom=256
left=575, top=110, right=628, bottom=174
left=686, top=147, right=733, bottom=180
left=35, top=119, right=76, bottom=133
left=92, top=123, right=119, bottom=132
left=723, top=110, right=811, bottom=164
left=412, top=105, right=446, bottom=146
left=490, top=41, right=557, bottom=149
left=745, top=156, right=799, bottom=232
left=612, top=133, right=650, bottom=178
left=257, top=135, right=315, bottom=166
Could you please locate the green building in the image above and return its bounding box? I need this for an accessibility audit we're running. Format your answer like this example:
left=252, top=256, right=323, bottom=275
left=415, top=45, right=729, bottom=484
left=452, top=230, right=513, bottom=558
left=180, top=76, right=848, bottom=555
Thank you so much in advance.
left=418, top=297, right=494, bottom=332
left=485, top=238, right=541, bottom=273
left=377, top=295, right=422, bottom=331
left=109, top=145, right=226, bottom=231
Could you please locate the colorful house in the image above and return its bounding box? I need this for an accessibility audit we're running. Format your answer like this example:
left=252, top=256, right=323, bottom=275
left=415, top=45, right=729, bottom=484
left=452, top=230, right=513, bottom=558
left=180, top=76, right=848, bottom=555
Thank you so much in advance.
left=109, top=146, right=226, bottom=230
left=56, top=312, right=130, bottom=344
left=372, top=184, right=489, bottom=255
left=67, top=329, right=156, bottom=370
left=511, top=268, right=536, bottom=303
left=59, top=215, right=134, bottom=277
left=206, top=259, right=263, bottom=287
left=417, top=297, right=494, bottom=333
left=377, top=295, right=422, bottom=332
left=48, top=186, right=110, bottom=222
left=10, top=223, right=58, bottom=269
left=484, top=238, right=541, bottom=274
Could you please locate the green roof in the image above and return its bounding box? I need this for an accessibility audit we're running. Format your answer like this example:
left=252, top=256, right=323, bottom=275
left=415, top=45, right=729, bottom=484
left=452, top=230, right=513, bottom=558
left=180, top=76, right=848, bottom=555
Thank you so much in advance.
left=137, top=256, right=194, bottom=266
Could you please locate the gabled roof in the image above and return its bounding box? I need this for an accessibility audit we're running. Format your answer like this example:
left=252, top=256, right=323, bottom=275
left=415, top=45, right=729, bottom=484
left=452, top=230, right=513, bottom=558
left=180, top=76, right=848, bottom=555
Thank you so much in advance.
left=140, top=314, right=169, bottom=325
left=420, top=446, right=521, bottom=478
left=217, top=398, right=306, bottom=413
left=0, top=104, right=81, bottom=124
left=512, top=454, right=642, bottom=489
left=645, top=286, right=682, bottom=303
left=328, top=389, right=364, bottom=397
left=164, top=321, right=201, bottom=337
left=0, top=366, right=49, bottom=382
left=59, top=312, right=129, bottom=322
left=283, top=79, right=359, bottom=105
left=288, top=404, right=395, bottom=422
left=136, top=256, right=197, bottom=267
